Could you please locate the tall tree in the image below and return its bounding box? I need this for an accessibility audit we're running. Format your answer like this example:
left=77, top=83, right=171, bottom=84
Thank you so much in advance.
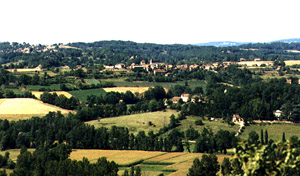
left=265, top=130, right=269, bottom=144
left=260, top=129, right=264, bottom=145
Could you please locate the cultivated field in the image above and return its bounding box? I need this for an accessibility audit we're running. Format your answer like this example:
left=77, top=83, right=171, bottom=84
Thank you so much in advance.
left=31, top=91, right=73, bottom=99
left=1, top=148, right=229, bottom=176
left=103, top=87, right=150, bottom=94
left=86, top=109, right=179, bottom=134
left=7, top=68, right=42, bottom=72
left=0, top=98, right=72, bottom=121
left=0, top=149, right=35, bottom=162
left=284, top=60, right=300, bottom=66
left=70, top=149, right=165, bottom=165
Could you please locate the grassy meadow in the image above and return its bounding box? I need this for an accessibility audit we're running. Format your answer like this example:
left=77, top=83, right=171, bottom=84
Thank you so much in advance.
left=86, top=109, right=179, bottom=135
left=176, top=116, right=239, bottom=134
left=26, top=84, right=62, bottom=91
left=239, top=123, right=300, bottom=141
left=69, top=88, right=106, bottom=101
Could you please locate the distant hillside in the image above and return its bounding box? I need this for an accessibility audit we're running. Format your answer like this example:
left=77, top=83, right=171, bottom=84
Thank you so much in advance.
left=194, top=38, right=300, bottom=47
left=194, top=41, right=248, bottom=47
left=272, top=38, right=300, bottom=43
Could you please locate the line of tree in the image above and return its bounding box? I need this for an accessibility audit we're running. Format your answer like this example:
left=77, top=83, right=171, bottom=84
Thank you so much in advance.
left=10, top=144, right=118, bottom=176
left=0, top=112, right=181, bottom=152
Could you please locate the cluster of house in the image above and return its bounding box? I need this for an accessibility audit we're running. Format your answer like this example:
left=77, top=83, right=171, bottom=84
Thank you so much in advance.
left=171, top=93, right=202, bottom=104
left=103, top=57, right=277, bottom=76
left=232, top=109, right=294, bottom=125
left=285, top=78, right=300, bottom=84
left=103, top=59, right=224, bottom=77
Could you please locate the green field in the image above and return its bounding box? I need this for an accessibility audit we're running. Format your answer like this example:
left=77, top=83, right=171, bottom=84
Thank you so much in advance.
left=176, top=116, right=240, bottom=134
left=101, top=78, right=206, bottom=90
left=239, top=123, right=300, bottom=142
left=69, top=88, right=106, bottom=101
left=26, top=84, right=62, bottom=91
left=86, top=109, right=179, bottom=135
left=84, top=79, right=100, bottom=85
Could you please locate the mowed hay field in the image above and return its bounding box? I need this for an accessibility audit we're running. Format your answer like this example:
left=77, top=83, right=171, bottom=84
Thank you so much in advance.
left=103, top=87, right=169, bottom=94
left=103, top=87, right=150, bottom=94
left=70, top=150, right=229, bottom=176
left=0, top=98, right=73, bottom=121
left=70, top=149, right=165, bottom=165
left=31, top=91, right=73, bottom=99
left=284, top=60, right=300, bottom=66
left=86, top=109, right=179, bottom=134
left=7, top=68, right=42, bottom=72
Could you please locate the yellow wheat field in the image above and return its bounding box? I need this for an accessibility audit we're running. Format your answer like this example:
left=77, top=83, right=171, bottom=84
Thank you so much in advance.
left=103, top=87, right=150, bottom=94
left=284, top=60, right=300, bottom=66
left=103, top=87, right=168, bottom=94
left=165, top=153, right=228, bottom=176
left=7, top=68, right=42, bottom=72
left=146, top=152, right=185, bottom=162
left=0, top=98, right=72, bottom=121
left=70, top=149, right=165, bottom=165
left=31, top=91, right=73, bottom=99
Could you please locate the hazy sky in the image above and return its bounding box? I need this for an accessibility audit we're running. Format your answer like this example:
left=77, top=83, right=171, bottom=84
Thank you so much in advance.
left=1, top=0, right=299, bottom=45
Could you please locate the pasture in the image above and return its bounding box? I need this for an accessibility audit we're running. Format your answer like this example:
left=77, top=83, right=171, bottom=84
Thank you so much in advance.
left=84, top=79, right=100, bottom=85
left=86, top=109, right=179, bottom=135
left=26, top=84, right=62, bottom=91
left=174, top=116, right=239, bottom=135
left=240, top=123, right=300, bottom=141
left=0, top=98, right=72, bottom=121
left=69, top=88, right=106, bottom=101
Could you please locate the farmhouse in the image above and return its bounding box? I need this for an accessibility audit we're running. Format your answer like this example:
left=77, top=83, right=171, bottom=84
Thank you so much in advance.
left=286, top=79, right=292, bottom=84
left=176, top=64, right=188, bottom=70
left=274, top=110, right=282, bottom=117
left=154, top=69, right=166, bottom=75
left=104, top=65, right=114, bottom=69
left=180, top=94, right=190, bottom=102
left=114, top=63, right=125, bottom=69
left=172, top=97, right=181, bottom=104
left=232, top=114, right=243, bottom=124
left=189, top=64, right=199, bottom=71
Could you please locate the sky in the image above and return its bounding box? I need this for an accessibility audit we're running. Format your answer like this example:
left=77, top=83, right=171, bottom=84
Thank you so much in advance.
left=0, top=0, right=300, bottom=45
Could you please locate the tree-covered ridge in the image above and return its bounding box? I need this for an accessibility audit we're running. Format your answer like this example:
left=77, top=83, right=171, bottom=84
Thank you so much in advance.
left=1, top=41, right=300, bottom=68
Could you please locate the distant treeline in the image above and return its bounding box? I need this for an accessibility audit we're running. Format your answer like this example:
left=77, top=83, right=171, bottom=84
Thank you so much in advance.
left=2, top=41, right=300, bottom=67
